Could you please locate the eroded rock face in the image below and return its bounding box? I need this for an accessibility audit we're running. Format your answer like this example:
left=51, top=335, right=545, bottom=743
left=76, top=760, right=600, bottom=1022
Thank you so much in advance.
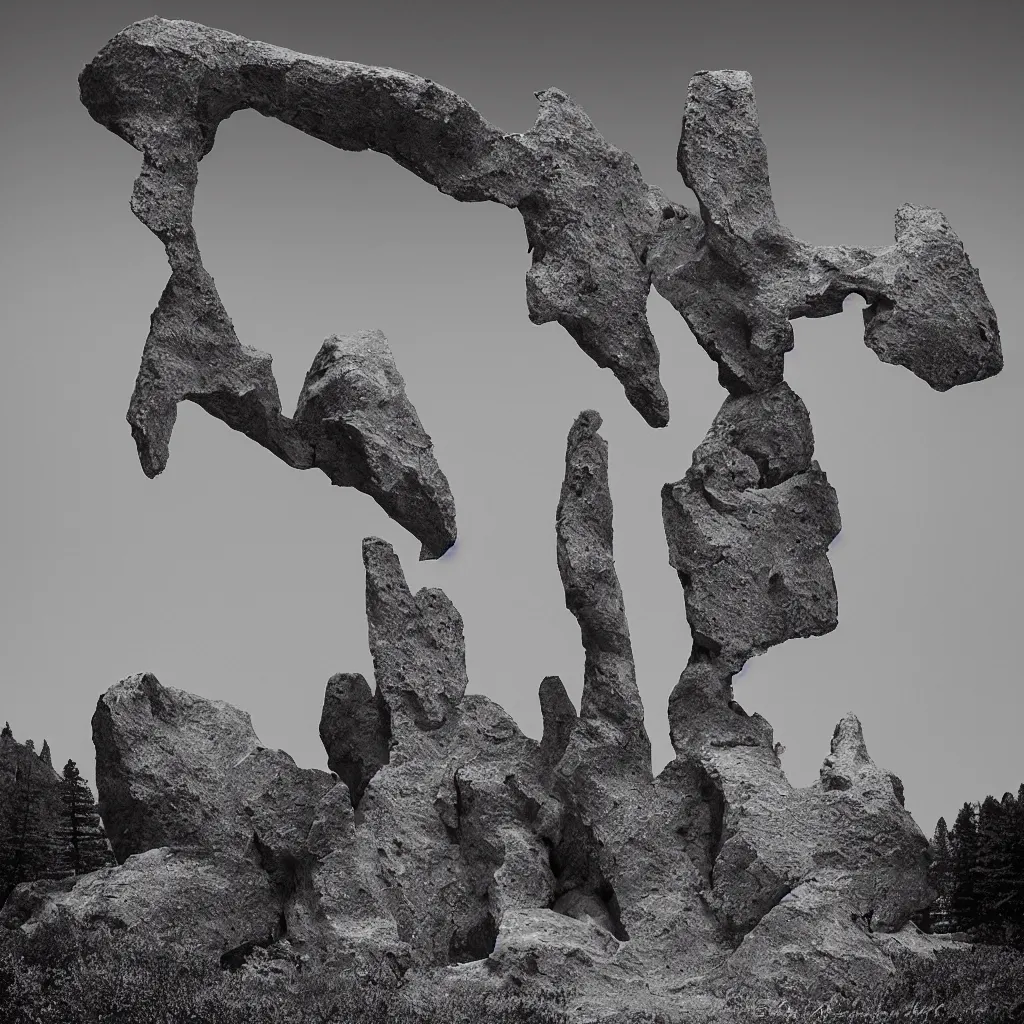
left=294, top=331, right=456, bottom=560
left=93, top=672, right=335, bottom=863
left=662, top=383, right=840, bottom=677
left=61, top=20, right=1007, bottom=1018
left=648, top=70, right=1001, bottom=395
left=81, top=22, right=999, bottom=489
left=554, top=410, right=650, bottom=782
left=362, top=538, right=468, bottom=734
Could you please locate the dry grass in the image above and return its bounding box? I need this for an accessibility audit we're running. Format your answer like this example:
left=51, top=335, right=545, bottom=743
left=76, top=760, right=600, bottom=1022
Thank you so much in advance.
left=1, top=914, right=1022, bottom=1023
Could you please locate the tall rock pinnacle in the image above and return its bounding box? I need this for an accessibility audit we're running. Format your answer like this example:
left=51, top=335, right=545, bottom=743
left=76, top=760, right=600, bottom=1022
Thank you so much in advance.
left=554, top=411, right=650, bottom=780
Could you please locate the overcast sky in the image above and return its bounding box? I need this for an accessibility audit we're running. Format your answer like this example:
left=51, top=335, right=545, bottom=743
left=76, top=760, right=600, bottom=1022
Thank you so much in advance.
left=2, top=0, right=1021, bottom=837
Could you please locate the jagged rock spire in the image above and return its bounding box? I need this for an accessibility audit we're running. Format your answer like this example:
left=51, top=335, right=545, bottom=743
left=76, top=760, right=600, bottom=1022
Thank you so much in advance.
left=362, top=537, right=468, bottom=734
left=554, top=410, right=650, bottom=779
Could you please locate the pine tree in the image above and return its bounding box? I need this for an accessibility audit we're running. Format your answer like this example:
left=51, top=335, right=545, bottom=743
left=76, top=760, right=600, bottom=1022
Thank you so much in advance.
left=1005, top=788, right=1024, bottom=948
left=0, top=751, right=59, bottom=903
left=39, top=740, right=51, bottom=767
left=975, top=795, right=1015, bottom=941
left=950, top=802, right=980, bottom=933
left=929, top=817, right=954, bottom=929
left=54, top=760, right=115, bottom=877
left=1, top=722, right=11, bottom=739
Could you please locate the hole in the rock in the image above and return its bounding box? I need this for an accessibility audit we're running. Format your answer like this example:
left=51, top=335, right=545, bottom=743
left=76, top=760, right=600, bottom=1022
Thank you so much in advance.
left=842, top=291, right=868, bottom=314
left=546, top=812, right=630, bottom=940
left=447, top=910, right=498, bottom=963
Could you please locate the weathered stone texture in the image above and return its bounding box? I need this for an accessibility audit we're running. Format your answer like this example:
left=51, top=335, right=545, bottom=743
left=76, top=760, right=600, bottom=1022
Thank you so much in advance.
left=51, top=19, right=1008, bottom=1019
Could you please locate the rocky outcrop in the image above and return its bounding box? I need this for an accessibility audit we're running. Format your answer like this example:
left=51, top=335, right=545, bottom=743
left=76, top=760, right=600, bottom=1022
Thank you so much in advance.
left=4, top=411, right=964, bottom=1015
left=554, top=410, right=650, bottom=783
left=54, top=20, right=1007, bottom=1019
left=362, top=537, right=469, bottom=735
left=662, top=382, right=840, bottom=753
left=92, top=672, right=335, bottom=864
left=648, top=70, right=1001, bottom=395
left=80, top=21, right=999, bottom=470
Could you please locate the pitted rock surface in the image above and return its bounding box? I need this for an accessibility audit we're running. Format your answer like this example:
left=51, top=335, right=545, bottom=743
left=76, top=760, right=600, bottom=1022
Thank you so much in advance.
left=648, top=70, right=1001, bottom=395
left=662, top=383, right=841, bottom=679
left=80, top=21, right=999, bottom=467
left=294, top=331, right=456, bottom=560
left=554, top=410, right=650, bottom=782
left=53, top=18, right=1008, bottom=1019
left=319, top=672, right=390, bottom=807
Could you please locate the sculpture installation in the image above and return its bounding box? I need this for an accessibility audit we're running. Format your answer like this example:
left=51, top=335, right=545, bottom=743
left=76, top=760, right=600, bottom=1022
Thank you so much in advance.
left=1, top=16, right=1002, bottom=1020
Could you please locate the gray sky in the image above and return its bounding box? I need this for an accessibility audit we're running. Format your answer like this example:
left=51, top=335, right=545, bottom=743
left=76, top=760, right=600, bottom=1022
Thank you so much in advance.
left=2, top=0, right=1021, bottom=837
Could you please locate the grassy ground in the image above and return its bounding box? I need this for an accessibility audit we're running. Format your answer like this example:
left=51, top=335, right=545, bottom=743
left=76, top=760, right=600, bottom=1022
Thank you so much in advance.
left=1, top=914, right=1022, bottom=1023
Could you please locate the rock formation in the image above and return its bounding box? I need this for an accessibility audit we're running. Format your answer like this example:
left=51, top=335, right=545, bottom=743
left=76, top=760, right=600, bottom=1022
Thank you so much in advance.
left=647, top=70, right=1001, bottom=395
left=3, top=413, right=960, bottom=1018
left=78, top=21, right=999, bottom=559
left=15, top=16, right=1001, bottom=1020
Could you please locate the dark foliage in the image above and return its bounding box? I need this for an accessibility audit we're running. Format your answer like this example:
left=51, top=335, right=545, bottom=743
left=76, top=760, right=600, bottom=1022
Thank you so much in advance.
left=54, top=760, right=116, bottom=877
left=0, top=912, right=573, bottom=1024
left=0, top=734, right=115, bottom=907
left=929, top=785, right=1024, bottom=947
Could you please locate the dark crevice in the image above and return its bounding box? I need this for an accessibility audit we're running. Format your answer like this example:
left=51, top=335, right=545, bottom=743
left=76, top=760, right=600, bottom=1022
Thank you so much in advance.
left=675, top=760, right=728, bottom=889
left=447, top=910, right=498, bottom=963
left=544, top=810, right=630, bottom=941
left=219, top=929, right=281, bottom=971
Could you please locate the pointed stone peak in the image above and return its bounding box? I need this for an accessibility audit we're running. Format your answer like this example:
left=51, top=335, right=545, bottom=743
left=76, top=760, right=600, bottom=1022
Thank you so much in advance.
left=555, top=411, right=650, bottom=778
left=538, top=675, right=577, bottom=766
left=362, top=537, right=468, bottom=733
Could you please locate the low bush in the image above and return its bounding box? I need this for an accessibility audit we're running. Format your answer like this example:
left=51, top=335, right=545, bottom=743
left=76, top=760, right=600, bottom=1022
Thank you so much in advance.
left=0, top=912, right=571, bottom=1023
left=734, top=944, right=1024, bottom=1023
left=2, top=915, right=1023, bottom=1023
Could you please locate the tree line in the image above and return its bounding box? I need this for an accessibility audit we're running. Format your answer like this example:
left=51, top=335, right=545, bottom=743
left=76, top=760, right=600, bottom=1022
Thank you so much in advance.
left=0, top=722, right=115, bottom=907
left=926, top=784, right=1024, bottom=946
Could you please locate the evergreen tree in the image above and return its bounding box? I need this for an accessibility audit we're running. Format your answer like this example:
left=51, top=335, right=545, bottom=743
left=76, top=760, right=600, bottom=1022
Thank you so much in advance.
left=55, top=760, right=115, bottom=877
left=0, top=752, right=59, bottom=903
left=39, top=740, right=51, bottom=767
left=1006, top=788, right=1024, bottom=948
left=929, top=817, right=954, bottom=929
left=23, top=739, right=34, bottom=753
left=950, top=802, right=980, bottom=933
left=1, top=722, right=11, bottom=739
left=975, top=795, right=1015, bottom=942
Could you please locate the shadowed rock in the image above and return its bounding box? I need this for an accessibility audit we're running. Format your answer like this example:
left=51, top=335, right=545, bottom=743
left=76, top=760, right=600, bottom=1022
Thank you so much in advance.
left=649, top=71, right=1001, bottom=395
left=318, top=672, right=391, bottom=807
left=538, top=675, right=577, bottom=765
left=294, top=331, right=456, bottom=559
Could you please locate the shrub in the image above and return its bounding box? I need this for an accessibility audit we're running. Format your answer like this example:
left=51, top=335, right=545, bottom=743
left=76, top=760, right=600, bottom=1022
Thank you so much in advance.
left=731, top=944, right=1024, bottom=1023
left=3, top=917, right=1023, bottom=1024
left=0, top=913, right=573, bottom=1024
